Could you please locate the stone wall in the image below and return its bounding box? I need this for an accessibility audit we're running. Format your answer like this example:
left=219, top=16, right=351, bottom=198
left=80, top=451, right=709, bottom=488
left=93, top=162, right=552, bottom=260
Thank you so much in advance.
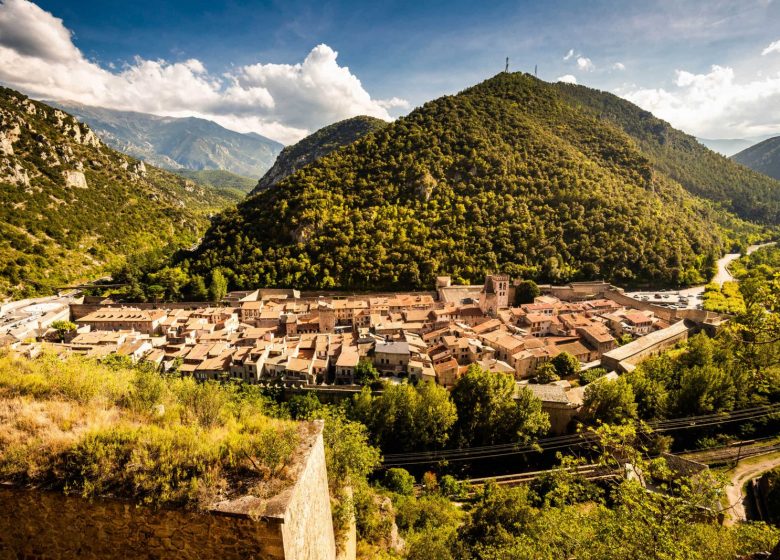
left=0, top=422, right=339, bottom=560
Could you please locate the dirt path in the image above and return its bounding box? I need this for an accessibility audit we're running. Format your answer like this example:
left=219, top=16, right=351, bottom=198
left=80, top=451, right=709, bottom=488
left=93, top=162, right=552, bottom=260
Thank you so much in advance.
left=724, top=452, right=780, bottom=526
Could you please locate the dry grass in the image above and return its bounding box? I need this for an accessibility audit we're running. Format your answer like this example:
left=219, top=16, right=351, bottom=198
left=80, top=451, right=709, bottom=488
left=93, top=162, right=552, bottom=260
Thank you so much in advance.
left=0, top=351, right=305, bottom=509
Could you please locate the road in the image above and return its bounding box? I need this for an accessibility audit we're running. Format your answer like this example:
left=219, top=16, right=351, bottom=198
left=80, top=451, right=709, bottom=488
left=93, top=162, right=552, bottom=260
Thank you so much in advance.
left=724, top=452, right=780, bottom=526
left=678, top=241, right=777, bottom=298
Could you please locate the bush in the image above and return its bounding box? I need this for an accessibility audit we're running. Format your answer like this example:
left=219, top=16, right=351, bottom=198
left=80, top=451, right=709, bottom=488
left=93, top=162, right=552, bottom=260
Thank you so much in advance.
left=579, top=367, right=608, bottom=385
left=383, top=468, right=416, bottom=496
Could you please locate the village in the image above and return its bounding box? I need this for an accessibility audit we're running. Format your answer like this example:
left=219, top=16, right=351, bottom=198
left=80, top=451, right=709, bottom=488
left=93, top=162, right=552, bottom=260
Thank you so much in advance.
left=0, top=275, right=725, bottom=432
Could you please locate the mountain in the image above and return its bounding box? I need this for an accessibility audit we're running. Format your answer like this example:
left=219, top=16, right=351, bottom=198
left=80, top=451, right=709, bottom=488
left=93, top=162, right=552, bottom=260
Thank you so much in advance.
left=696, top=137, right=770, bottom=157
left=0, top=87, right=235, bottom=298
left=252, top=116, right=387, bottom=193
left=173, top=169, right=257, bottom=201
left=732, top=136, right=780, bottom=181
left=182, top=73, right=779, bottom=292
left=552, top=84, right=780, bottom=225
left=47, top=101, right=283, bottom=178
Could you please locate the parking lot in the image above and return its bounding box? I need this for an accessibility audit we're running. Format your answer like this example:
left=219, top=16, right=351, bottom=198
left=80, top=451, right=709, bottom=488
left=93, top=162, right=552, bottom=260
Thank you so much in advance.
left=623, top=290, right=703, bottom=310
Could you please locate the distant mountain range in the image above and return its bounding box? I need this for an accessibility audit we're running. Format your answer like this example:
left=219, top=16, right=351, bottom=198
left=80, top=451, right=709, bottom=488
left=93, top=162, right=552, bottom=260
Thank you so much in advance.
left=252, top=116, right=387, bottom=194
left=697, top=135, right=776, bottom=157
left=732, top=136, right=780, bottom=181
left=47, top=101, right=283, bottom=178
left=0, top=87, right=236, bottom=298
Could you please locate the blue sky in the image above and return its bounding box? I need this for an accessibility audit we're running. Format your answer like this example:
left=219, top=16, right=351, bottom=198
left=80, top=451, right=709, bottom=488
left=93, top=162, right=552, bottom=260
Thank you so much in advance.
left=1, top=0, right=780, bottom=143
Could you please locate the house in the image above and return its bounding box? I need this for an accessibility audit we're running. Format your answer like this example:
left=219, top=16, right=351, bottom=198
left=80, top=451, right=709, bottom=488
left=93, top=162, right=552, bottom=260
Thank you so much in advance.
left=335, top=346, right=360, bottom=385
left=623, top=311, right=654, bottom=336
left=434, top=357, right=460, bottom=388
left=373, top=341, right=410, bottom=374
left=76, top=308, right=166, bottom=335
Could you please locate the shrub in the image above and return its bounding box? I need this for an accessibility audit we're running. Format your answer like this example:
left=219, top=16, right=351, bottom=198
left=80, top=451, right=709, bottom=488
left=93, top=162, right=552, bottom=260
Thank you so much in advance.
left=383, top=467, right=416, bottom=496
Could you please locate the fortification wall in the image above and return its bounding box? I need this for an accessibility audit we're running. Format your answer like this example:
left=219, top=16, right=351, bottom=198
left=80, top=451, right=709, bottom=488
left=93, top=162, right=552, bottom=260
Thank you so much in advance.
left=0, top=486, right=286, bottom=560
left=0, top=423, right=338, bottom=560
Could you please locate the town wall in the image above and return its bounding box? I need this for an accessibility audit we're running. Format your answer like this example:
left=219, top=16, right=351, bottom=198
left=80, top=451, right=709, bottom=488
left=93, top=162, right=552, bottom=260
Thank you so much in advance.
left=0, top=422, right=339, bottom=560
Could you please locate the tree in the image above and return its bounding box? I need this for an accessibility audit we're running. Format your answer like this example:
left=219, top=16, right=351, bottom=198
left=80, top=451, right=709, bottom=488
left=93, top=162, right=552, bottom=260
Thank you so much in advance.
left=552, top=351, right=580, bottom=378
left=534, top=362, right=560, bottom=383
left=383, top=468, right=416, bottom=495
left=671, top=364, right=736, bottom=416
left=350, top=381, right=457, bottom=452
left=582, top=377, right=638, bottom=425
left=50, top=320, right=77, bottom=341
left=287, top=392, right=322, bottom=419
left=451, top=365, right=549, bottom=447
left=354, top=359, right=380, bottom=386
left=188, top=274, right=209, bottom=301
left=514, top=279, right=540, bottom=305
left=147, top=266, right=188, bottom=301
left=457, top=482, right=536, bottom=551
left=579, top=367, right=607, bottom=385
left=208, top=269, right=228, bottom=302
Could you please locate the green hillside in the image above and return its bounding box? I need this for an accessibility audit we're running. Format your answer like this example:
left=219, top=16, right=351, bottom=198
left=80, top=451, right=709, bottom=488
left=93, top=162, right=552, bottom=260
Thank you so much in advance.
left=173, top=169, right=257, bottom=201
left=0, top=87, right=235, bottom=298
left=183, top=73, right=775, bottom=292
left=554, top=83, right=780, bottom=224
left=252, top=115, right=387, bottom=193
left=732, top=136, right=780, bottom=182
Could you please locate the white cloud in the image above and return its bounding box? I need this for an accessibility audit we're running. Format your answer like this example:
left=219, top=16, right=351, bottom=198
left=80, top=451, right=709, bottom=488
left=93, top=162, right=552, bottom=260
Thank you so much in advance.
left=612, top=62, right=626, bottom=71
left=0, top=0, right=405, bottom=143
left=577, top=56, right=594, bottom=71
left=762, top=39, right=780, bottom=55
left=556, top=74, right=578, bottom=84
left=563, top=49, right=575, bottom=61
left=622, top=64, right=780, bottom=137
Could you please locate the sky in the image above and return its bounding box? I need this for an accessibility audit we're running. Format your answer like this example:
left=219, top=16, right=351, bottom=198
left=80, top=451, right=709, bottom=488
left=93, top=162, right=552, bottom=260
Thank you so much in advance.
left=0, top=0, right=779, bottom=144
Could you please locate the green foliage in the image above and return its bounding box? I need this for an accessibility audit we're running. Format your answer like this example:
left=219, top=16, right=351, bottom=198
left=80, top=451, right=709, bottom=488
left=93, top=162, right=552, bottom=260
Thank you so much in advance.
left=451, top=365, right=549, bottom=447
left=625, top=327, right=775, bottom=420
left=208, top=269, right=228, bottom=302
left=183, top=73, right=774, bottom=292
left=0, top=87, right=236, bottom=298
left=354, top=359, right=380, bottom=386
left=551, top=351, right=580, bottom=378
left=447, top=425, right=780, bottom=559
left=579, top=367, right=607, bottom=385
left=253, top=115, right=388, bottom=192
left=514, top=279, right=540, bottom=305
left=50, top=320, right=77, bottom=341
left=534, top=361, right=560, bottom=383
left=382, top=468, right=416, bottom=496
left=582, top=377, right=638, bottom=425
left=287, top=392, right=323, bottom=419
left=350, top=382, right=457, bottom=452
left=702, top=281, right=745, bottom=314
left=732, top=136, right=780, bottom=182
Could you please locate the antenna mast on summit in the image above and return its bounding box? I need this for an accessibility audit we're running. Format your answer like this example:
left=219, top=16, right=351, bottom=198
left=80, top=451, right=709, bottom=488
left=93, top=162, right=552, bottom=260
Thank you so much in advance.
left=505, top=57, right=509, bottom=73
left=535, top=64, right=538, bottom=77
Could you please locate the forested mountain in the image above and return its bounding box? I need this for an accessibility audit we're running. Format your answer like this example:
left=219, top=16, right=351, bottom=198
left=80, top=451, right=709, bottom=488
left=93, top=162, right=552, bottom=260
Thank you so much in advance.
left=0, top=87, right=235, bottom=298
left=48, top=101, right=283, bottom=178
left=553, top=83, right=780, bottom=224
left=252, top=115, right=387, bottom=193
left=173, top=169, right=257, bottom=202
left=732, top=136, right=780, bottom=181
left=183, top=72, right=778, bottom=292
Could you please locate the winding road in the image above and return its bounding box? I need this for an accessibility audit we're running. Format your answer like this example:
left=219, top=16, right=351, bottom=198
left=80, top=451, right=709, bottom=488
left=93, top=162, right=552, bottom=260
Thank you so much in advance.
left=678, top=242, right=777, bottom=298
left=724, top=452, right=780, bottom=526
